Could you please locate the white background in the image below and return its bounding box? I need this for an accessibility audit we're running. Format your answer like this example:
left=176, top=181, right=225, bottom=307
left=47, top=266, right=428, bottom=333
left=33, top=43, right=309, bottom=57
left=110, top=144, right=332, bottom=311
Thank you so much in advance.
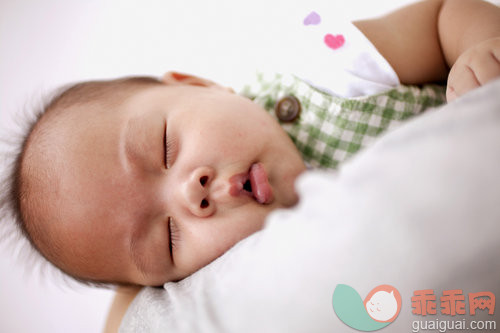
left=0, top=0, right=439, bottom=332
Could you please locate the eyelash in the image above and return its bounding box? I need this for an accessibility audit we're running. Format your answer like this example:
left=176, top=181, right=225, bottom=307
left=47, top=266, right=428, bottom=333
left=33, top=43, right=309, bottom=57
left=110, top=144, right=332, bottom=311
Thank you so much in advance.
left=164, top=127, right=177, bottom=169
left=165, top=139, right=174, bottom=169
left=168, top=217, right=179, bottom=254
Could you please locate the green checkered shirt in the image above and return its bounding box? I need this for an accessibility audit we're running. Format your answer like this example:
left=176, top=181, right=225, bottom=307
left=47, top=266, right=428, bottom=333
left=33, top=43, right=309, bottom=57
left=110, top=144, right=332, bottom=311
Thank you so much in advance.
left=243, top=73, right=447, bottom=170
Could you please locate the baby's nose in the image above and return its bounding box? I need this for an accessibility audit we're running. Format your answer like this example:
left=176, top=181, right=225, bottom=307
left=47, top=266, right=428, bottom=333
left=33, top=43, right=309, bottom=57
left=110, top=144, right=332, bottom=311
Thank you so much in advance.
left=181, top=166, right=215, bottom=218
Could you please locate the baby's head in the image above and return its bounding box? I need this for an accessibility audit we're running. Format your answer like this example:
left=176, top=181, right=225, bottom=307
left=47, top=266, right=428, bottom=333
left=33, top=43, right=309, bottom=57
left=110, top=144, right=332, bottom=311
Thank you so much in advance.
left=8, top=72, right=306, bottom=286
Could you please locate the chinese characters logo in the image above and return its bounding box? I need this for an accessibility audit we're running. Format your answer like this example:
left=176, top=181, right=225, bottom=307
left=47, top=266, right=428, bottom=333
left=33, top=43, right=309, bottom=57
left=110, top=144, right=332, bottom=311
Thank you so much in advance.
left=411, top=289, right=495, bottom=316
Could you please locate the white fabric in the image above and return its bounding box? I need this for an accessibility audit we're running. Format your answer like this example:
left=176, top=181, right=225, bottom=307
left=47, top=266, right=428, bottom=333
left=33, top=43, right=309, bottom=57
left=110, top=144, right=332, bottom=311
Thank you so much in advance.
left=276, top=18, right=400, bottom=97
left=121, top=80, right=500, bottom=333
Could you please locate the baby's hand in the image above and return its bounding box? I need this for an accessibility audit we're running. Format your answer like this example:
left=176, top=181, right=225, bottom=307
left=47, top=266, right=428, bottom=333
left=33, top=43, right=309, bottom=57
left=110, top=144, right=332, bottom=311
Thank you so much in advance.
left=446, top=37, right=500, bottom=102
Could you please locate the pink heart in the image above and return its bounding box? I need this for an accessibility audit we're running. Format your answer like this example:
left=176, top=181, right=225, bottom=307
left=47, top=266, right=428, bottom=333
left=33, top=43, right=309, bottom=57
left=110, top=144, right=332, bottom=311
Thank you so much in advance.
left=324, top=34, right=345, bottom=50
left=303, top=11, right=321, bottom=25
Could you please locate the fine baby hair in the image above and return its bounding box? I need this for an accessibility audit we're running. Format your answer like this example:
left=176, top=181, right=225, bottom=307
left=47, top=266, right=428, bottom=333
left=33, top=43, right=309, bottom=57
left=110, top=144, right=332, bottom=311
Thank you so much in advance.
left=0, top=76, right=165, bottom=287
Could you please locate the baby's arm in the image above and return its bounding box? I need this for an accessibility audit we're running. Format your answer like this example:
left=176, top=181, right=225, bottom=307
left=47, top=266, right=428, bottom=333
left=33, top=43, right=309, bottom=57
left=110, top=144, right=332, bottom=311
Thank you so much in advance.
left=354, top=0, right=500, bottom=101
left=104, top=287, right=141, bottom=333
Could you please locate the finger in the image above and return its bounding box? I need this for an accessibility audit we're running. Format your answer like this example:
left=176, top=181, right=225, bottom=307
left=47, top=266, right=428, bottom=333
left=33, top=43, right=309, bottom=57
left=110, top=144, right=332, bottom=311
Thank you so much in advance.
left=470, top=48, right=500, bottom=85
left=446, top=64, right=481, bottom=100
left=446, top=85, right=458, bottom=102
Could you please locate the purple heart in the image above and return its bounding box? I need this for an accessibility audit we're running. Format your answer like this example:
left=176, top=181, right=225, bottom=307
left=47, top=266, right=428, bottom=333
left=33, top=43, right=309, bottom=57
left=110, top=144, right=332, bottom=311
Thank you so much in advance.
left=303, top=11, right=321, bottom=26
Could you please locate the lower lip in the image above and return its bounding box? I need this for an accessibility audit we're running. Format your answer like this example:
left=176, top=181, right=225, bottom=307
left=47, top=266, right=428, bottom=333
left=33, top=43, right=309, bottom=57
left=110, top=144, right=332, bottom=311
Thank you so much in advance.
left=229, top=163, right=274, bottom=204
left=249, top=163, right=273, bottom=204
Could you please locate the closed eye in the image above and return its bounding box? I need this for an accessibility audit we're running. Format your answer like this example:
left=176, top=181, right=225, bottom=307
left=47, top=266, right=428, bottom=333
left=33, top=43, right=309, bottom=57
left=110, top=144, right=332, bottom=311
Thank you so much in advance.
left=168, top=217, right=178, bottom=260
left=164, top=122, right=177, bottom=169
left=164, top=122, right=169, bottom=168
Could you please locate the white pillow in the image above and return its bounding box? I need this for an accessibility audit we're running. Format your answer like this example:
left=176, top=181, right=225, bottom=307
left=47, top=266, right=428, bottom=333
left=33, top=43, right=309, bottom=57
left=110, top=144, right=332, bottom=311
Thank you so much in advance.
left=121, top=79, right=500, bottom=332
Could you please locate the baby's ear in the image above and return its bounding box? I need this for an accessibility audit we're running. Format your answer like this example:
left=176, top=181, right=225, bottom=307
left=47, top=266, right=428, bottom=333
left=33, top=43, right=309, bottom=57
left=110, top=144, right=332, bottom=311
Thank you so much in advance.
left=162, top=71, right=234, bottom=93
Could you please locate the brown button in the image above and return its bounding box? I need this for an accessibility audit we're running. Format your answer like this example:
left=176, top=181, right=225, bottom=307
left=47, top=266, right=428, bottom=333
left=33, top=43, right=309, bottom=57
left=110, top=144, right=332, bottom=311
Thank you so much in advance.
left=275, top=95, right=301, bottom=122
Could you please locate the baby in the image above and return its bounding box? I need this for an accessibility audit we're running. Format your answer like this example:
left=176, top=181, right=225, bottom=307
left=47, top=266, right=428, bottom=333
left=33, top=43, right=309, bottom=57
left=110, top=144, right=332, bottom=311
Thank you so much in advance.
left=1, top=0, right=500, bottom=288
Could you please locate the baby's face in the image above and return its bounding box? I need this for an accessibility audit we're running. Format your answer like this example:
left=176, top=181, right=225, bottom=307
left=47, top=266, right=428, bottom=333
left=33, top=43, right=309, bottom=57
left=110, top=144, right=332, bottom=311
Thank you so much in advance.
left=43, top=78, right=305, bottom=285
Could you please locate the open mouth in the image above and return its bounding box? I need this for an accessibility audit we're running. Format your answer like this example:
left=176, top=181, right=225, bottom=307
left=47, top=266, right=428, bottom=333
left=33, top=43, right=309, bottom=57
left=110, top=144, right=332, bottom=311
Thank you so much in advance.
left=229, top=163, right=274, bottom=204
left=243, top=179, right=253, bottom=193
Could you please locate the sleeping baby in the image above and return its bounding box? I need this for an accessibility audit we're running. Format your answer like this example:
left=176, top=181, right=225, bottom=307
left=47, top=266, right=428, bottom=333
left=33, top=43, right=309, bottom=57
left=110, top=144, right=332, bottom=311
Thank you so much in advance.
left=1, top=0, right=500, bottom=287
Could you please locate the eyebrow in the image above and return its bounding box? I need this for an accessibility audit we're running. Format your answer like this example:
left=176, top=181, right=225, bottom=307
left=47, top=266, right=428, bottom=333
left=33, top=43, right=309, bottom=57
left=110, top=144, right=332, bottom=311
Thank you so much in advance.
left=122, top=118, right=140, bottom=173
left=163, top=121, right=167, bottom=168
left=128, top=219, right=173, bottom=279
left=123, top=116, right=165, bottom=173
left=129, top=235, right=150, bottom=278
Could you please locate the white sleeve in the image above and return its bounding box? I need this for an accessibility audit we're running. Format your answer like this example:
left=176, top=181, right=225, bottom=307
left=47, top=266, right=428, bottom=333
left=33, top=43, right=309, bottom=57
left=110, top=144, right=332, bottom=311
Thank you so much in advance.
left=278, top=12, right=400, bottom=97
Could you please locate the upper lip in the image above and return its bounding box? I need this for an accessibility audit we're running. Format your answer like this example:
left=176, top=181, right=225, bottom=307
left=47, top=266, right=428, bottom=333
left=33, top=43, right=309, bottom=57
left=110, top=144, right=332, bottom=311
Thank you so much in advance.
left=227, top=163, right=273, bottom=204
left=206, top=169, right=253, bottom=206
left=229, top=170, right=253, bottom=199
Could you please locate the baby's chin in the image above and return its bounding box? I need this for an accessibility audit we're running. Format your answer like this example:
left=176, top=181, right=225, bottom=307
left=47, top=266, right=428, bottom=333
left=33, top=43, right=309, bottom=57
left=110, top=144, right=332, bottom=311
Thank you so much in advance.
left=278, top=167, right=306, bottom=208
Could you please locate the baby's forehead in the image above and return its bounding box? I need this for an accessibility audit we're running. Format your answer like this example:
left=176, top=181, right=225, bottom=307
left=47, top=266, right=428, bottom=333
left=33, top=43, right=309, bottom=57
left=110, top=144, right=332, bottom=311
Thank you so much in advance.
left=24, top=79, right=170, bottom=210
left=23, top=100, right=126, bottom=201
left=22, top=101, right=127, bottom=231
left=44, top=92, right=145, bottom=143
left=34, top=79, right=167, bottom=167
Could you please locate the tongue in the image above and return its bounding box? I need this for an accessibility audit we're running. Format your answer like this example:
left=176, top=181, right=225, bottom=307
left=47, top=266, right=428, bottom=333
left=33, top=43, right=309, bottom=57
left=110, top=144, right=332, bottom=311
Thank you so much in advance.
left=249, top=163, right=273, bottom=204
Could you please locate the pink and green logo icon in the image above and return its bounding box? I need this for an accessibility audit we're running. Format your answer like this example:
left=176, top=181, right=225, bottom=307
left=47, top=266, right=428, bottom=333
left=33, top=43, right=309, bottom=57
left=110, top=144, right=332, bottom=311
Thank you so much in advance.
left=332, top=284, right=402, bottom=331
